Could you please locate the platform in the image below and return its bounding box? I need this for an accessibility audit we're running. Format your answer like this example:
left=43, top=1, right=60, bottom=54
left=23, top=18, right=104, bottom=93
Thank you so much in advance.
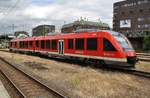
left=0, top=80, right=10, bottom=98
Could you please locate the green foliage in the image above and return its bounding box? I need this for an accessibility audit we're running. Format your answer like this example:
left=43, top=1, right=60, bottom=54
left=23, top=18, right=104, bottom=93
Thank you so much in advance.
left=144, top=34, right=150, bottom=50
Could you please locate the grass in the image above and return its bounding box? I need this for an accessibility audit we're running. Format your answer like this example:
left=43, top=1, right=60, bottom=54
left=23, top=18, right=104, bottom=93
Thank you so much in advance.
left=14, top=58, right=24, bottom=62
left=0, top=51, right=150, bottom=98
left=70, top=75, right=81, bottom=87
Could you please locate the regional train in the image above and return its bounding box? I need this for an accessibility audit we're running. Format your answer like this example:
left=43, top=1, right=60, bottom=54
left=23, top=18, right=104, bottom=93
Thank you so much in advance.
left=9, top=29, right=138, bottom=67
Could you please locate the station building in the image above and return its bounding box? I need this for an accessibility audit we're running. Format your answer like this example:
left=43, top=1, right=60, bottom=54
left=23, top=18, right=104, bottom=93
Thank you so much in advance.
left=14, top=31, right=29, bottom=38
left=32, top=25, right=55, bottom=36
left=61, top=19, right=110, bottom=33
left=113, top=0, right=150, bottom=49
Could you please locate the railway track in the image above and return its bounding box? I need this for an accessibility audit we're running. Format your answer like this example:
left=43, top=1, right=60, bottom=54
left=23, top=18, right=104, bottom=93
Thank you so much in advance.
left=0, top=57, right=67, bottom=98
left=105, top=66, right=150, bottom=79
left=0, top=49, right=149, bottom=79
left=136, top=53, right=150, bottom=62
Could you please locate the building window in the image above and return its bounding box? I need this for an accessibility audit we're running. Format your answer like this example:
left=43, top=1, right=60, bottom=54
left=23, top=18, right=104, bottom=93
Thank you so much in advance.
left=114, top=6, right=119, bottom=9
left=68, top=39, right=74, bottom=49
left=103, top=38, right=116, bottom=51
left=138, top=18, right=144, bottom=21
left=129, top=11, right=133, bottom=14
left=138, top=25, right=141, bottom=28
left=41, top=40, right=45, bottom=49
left=121, top=12, right=125, bottom=15
left=139, top=9, right=143, bottom=13
left=86, top=38, right=97, bottom=50
left=138, top=0, right=148, bottom=5
left=36, top=40, right=39, bottom=48
left=52, top=40, right=57, bottom=50
left=46, top=40, right=50, bottom=49
left=75, top=38, right=84, bottom=50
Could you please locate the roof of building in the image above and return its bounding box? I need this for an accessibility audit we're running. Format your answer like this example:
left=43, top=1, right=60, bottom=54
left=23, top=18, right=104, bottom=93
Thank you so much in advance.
left=62, top=20, right=110, bottom=28
left=33, top=24, right=55, bottom=30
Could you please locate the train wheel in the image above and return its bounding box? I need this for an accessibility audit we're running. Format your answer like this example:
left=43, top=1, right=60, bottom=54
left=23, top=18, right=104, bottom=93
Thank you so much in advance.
left=97, top=60, right=105, bottom=67
left=82, top=58, right=88, bottom=66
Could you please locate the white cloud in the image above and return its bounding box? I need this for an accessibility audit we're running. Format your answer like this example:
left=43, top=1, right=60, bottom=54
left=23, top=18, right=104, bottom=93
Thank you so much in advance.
left=0, top=0, right=122, bottom=34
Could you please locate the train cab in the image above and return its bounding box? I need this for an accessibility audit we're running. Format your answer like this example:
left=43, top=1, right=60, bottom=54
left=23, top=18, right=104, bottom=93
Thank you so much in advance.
left=108, top=31, right=138, bottom=66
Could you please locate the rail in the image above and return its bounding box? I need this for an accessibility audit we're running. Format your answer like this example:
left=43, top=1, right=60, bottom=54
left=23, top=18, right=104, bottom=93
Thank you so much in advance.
left=0, top=57, right=68, bottom=98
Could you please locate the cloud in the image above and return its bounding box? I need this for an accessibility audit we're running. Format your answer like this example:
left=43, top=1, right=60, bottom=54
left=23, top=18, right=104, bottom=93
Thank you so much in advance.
left=0, top=0, right=121, bottom=34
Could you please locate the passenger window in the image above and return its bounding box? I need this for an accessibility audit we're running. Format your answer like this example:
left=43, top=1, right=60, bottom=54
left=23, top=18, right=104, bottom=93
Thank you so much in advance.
left=10, top=42, right=12, bottom=47
left=52, top=40, right=57, bottom=50
left=23, top=42, right=25, bottom=48
left=46, top=40, right=50, bottom=49
left=29, top=41, right=33, bottom=48
left=103, top=38, right=117, bottom=51
left=22, top=42, right=24, bottom=48
left=20, top=42, right=22, bottom=48
left=75, top=38, right=84, bottom=50
left=15, top=42, right=17, bottom=47
left=26, top=41, right=28, bottom=48
left=19, top=42, right=21, bottom=48
left=36, top=40, right=39, bottom=48
left=87, top=38, right=97, bottom=50
left=41, top=40, right=45, bottom=49
left=68, top=39, right=73, bottom=49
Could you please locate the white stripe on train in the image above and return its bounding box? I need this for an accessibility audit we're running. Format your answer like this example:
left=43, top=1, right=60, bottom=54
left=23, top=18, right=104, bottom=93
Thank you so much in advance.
left=10, top=48, right=127, bottom=62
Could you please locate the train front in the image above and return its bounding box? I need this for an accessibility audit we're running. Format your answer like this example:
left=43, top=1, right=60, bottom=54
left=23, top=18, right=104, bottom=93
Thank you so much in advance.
left=110, top=31, right=138, bottom=67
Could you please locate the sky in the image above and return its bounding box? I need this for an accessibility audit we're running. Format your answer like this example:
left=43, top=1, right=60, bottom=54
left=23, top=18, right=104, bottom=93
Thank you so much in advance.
left=0, top=0, right=122, bottom=34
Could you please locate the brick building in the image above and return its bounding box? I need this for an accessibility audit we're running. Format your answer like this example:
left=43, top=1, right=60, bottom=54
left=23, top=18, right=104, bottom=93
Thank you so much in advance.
left=61, top=19, right=110, bottom=33
left=32, top=25, right=55, bottom=36
left=113, top=0, right=150, bottom=49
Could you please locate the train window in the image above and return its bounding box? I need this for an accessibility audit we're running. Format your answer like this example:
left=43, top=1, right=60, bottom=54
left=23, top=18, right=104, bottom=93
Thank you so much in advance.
left=12, top=42, right=14, bottom=47
left=46, top=40, right=50, bottom=49
left=68, top=39, right=73, bottom=49
left=36, top=40, right=39, bottom=48
left=29, top=41, right=33, bottom=48
left=25, top=41, right=28, bottom=48
left=20, top=42, right=22, bottom=48
left=15, top=42, right=17, bottom=47
left=19, top=42, right=21, bottom=48
left=86, top=38, right=97, bottom=50
left=41, top=40, right=45, bottom=49
left=52, top=40, right=57, bottom=50
left=23, top=42, right=25, bottom=48
left=10, top=42, right=12, bottom=47
left=22, top=42, right=24, bottom=48
left=75, top=38, right=84, bottom=50
left=103, top=38, right=117, bottom=51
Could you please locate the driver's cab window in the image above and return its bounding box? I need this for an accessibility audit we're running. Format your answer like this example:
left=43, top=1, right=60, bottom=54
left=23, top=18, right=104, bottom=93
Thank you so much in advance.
left=103, top=38, right=117, bottom=51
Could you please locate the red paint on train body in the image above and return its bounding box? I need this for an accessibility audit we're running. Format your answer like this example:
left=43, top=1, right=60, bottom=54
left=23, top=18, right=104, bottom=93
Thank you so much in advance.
left=9, top=30, right=137, bottom=67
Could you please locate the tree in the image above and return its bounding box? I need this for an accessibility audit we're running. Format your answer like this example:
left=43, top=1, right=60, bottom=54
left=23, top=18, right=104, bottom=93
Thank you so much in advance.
left=144, top=34, right=150, bottom=50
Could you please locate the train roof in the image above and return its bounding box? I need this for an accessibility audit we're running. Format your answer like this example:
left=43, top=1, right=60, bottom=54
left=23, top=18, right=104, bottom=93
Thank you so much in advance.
left=11, top=30, right=120, bottom=41
left=11, top=37, right=36, bottom=42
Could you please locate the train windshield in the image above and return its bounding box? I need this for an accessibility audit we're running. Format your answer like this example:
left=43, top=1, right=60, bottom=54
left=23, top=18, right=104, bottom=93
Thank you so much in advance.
left=108, top=31, right=134, bottom=51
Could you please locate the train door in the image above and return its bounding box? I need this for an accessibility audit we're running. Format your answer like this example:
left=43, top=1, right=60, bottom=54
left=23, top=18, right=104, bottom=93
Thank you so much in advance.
left=58, top=40, right=64, bottom=55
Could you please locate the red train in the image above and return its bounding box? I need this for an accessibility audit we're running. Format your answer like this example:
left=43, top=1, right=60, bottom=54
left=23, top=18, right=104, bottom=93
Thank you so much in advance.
left=9, top=30, right=138, bottom=67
